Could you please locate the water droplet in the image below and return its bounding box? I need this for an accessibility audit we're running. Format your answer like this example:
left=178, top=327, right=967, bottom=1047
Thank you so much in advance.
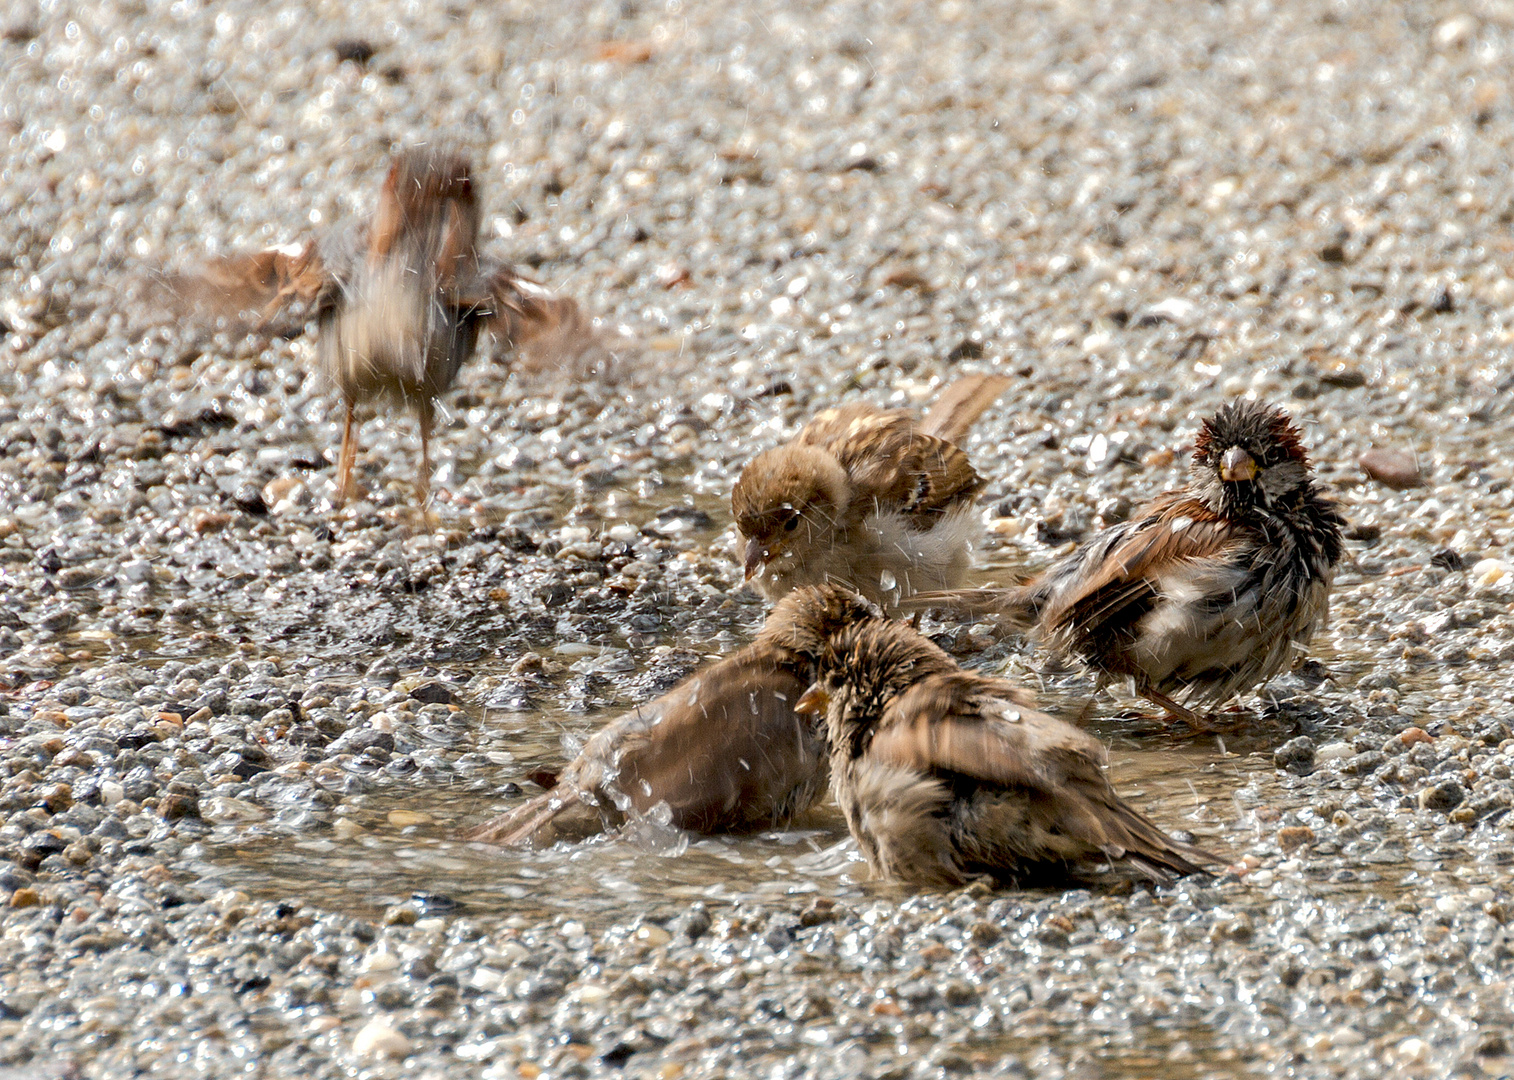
left=879, top=570, right=898, bottom=592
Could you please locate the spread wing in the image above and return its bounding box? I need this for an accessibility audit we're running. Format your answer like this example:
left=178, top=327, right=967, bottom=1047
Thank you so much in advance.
left=866, top=672, right=1108, bottom=794
left=478, top=267, right=588, bottom=350
left=163, top=242, right=331, bottom=327
left=573, top=645, right=825, bottom=832
left=799, top=404, right=985, bottom=524
left=1040, top=493, right=1242, bottom=636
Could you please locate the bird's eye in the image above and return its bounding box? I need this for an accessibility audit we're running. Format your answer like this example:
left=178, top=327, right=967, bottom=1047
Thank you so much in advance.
left=783, top=515, right=800, bottom=532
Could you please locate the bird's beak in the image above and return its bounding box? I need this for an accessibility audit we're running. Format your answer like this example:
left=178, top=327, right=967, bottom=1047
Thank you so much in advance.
left=794, top=685, right=830, bottom=715
left=743, top=537, right=770, bottom=581
left=1220, top=446, right=1259, bottom=483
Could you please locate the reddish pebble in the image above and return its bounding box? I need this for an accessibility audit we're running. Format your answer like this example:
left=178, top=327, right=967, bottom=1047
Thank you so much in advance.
left=1359, top=448, right=1424, bottom=490
left=1277, top=826, right=1316, bottom=853
left=1399, top=726, right=1434, bottom=746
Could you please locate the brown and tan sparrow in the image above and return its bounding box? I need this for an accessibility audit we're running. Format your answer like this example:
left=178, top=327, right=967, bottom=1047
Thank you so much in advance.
left=794, top=615, right=1217, bottom=888
left=169, top=147, right=584, bottom=508
left=911, top=400, right=1346, bottom=724
left=464, top=584, right=877, bottom=847
left=731, top=373, right=1012, bottom=609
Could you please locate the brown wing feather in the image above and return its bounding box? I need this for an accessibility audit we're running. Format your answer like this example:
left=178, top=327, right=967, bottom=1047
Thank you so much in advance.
left=165, top=243, right=330, bottom=325
left=866, top=671, right=1220, bottom=877
left=867, top=673, right=1107, bottom=792
left=797, top=406, right=984, bottom=524
left=918, top=374, right=1012, bottom=442
left=479, top=267, right=587, bottom=349
left=466, top=645, right=825, bottom=846
left=609, top=656, right=822, bottom=832
left=1043, top=494, right=1240, bottom=633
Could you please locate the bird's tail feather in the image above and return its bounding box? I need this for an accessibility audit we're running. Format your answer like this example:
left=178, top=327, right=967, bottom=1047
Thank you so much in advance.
left=898, top=586, right=1039, bottom=629
left=462, top=789, right=585, bottom=847
left=919, top=373, right=1013, bottom=442
left=1105, top=802, right=1223, bottom=882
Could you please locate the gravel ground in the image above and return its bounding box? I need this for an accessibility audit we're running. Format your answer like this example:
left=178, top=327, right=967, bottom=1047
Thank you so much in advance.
left=5, top=0, right=1514, bottom=1076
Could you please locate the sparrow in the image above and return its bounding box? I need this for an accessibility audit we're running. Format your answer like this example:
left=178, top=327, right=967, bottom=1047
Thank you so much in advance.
left=794, top=616, right=1218, bottom=888
left=464, top=584, right=877, bottom=847
left=731, top=373, right=1012, bottom=609
left=167, top=147, right=585, bottom=508
left=910, top=400, right=1346, bottom=724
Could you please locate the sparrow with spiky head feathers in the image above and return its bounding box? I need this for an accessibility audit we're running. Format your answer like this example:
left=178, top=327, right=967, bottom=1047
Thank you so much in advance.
left=794, top=616, right=1218, bottom=887
left=731, top=374, right=1011, bottom=610
left=911, top=400, right=1345, bottom=724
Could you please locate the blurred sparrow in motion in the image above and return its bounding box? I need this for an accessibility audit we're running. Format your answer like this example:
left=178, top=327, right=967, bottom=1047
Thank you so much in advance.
left=464, top=584, right=876, bottom=847
left=168, top=147, right=586, bottom=508
left=795, top=616, right=1217, bottom=888
left=911, top=400, right=1345, bottom=725
left=731, top=373, right=1011, bottom=609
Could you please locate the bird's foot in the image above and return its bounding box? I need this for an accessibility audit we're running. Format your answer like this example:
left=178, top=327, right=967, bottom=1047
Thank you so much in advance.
left=1141, top=690, right=1215, bottom=734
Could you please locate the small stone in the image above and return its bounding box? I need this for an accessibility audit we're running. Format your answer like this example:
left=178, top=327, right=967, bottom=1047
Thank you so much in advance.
left=1398, top=727, right=1434, bottom=747
left=408, top=682, right=453, bottom=705
left=635, top=924, right=671, bottom=947
left=353, top=1017, right=410, bottom=1060
left=381, top=905, right=418, bottom=926
left=332, top=38, right=376, bottom=65
left=232, top=483, right=268, bottom=515
left=673, top=903, right=712, bottom=940
left=9, top=888, right=39, bottom=908
left=1472, top=558, right=1512, bottom=589
left=1420, top=780, right=1466, bottom=812
left=798, top=898, right=836, bottom=928
left=1314, top=741, right=1353, bottom=763
left=1277, top=826, right=1315, bottom=853
left=1274, top=737, right=1316, bottom=774
left=1359, top=449, right=1423, bottom=490
left=1477, top=1032, right=1510, bottom=1057
left=386, top=810, right=434, bottom=828
left=968, top=921, right=1002, bottom=946
left=159, top=793, right=199, bottom=820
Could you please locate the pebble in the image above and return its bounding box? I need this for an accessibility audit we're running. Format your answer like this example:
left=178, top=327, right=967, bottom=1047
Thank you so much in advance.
left=1358, top=449, right=1425, bottom=490
left=353, top=1018, right=411, bottom=1060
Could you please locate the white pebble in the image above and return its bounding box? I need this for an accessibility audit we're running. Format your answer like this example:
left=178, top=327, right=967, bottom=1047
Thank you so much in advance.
left=353, top=1017, right=411, bottom=1060
left=1396, top=1037, right=1430, bottom=1063
left=1472, top=558, right=1511, bottom=590
left=1315, top=741, right=1354, bottom=762
left=100, top=780, right=124, bottom=806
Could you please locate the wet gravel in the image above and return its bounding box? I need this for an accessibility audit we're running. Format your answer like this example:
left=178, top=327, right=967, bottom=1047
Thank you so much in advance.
left=5, top=0, right=1514, bottom=1076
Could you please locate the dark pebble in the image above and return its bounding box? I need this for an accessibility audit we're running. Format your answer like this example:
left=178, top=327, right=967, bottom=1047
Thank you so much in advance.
left=1274, top=736, right=1316, bottom=775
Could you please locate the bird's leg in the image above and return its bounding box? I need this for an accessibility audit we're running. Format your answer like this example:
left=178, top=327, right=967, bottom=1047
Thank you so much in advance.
left=417, top=403, right=439, bottom=528
left=1142, top=688, right=1211, bottom=731
left=334, top=401, right=359, bottom=508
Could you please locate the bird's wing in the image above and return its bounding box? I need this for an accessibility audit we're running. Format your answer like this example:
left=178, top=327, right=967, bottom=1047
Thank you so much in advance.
left=867, top=672, right=1222, bottom=877
left=801, top=406, right=984, bottom=522
left=918, top=373, right=1012, bottom=442
left=1040, top=494, right=1242, bottom=634
left=477, top=266, right=586, bottom=349
left=164, top=242, right=330, bottom=326
left=580, top=648, right=823, bottom=832
left=866, top=672, right=1108, bottom=794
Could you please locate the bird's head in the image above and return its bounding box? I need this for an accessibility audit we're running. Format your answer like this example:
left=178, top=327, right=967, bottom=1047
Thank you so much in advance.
left=731, top=446, right=850, bottom=582
left=1191, top=399, right=1313, bottom=516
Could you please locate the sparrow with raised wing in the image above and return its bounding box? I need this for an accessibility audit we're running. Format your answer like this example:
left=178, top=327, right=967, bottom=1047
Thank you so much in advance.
left=168, top=147, right=585, bottom=508
left=910, top=400, right=1345, bottom=724
left=794, top=615, right=1218, bottom=888
left=731, top=373, right=1012, bottom=609
left=464, top=584, right=876, bottom=847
